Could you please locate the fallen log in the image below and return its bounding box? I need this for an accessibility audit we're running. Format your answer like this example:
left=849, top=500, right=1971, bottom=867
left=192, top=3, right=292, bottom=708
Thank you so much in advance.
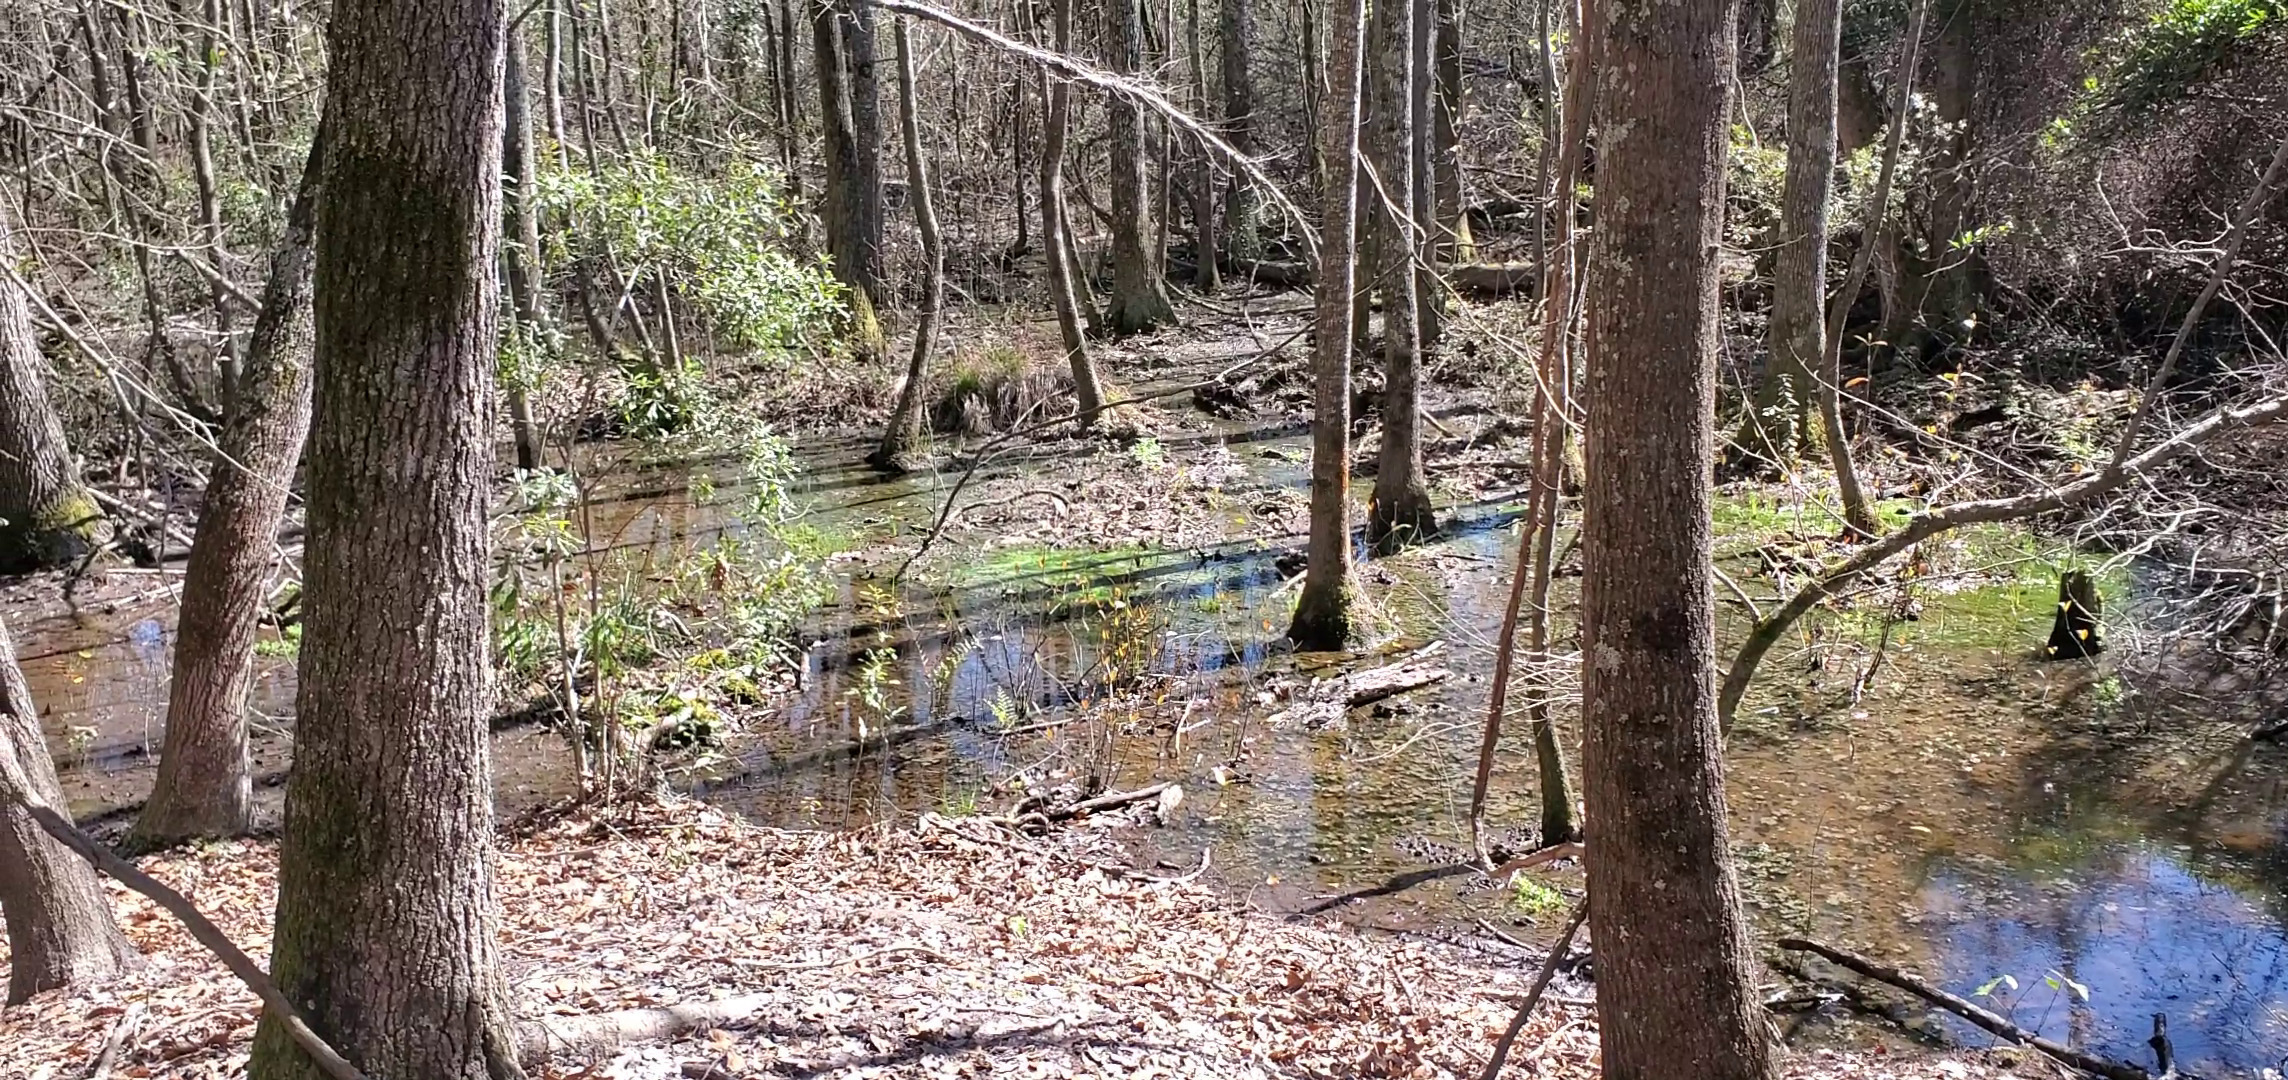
left=1775, top=938, right=2161, bottom=1080
left=1268, top=645, right=1452, bottom=727
left=984, top=781, right=1183, bottom=831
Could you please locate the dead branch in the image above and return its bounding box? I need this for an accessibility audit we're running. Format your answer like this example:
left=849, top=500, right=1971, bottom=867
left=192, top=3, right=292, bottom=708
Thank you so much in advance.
left=1267, top=645, right=1452, bottom=727
left=1776, top=938, right=2162, bottom=1080
left=1481, top=898, right=1589, bottom=1080
left=15, top=803, right=366, bottom=1080
left=1720, top=389, right=2288, bottom=728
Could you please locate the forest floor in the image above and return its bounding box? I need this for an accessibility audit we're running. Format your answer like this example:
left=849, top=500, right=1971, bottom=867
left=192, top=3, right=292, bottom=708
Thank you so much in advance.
left=0, top=796, right=2067, bottom=1080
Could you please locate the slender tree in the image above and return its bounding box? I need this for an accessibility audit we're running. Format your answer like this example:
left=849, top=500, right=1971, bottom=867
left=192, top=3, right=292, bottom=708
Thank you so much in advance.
left=1817, top=0, right=1932, bottom=538
left=1366, top=0, right=1438, bottom=551
left=1580, top=0, right=1774, bottom=1074
left=1431, top=0, right=1468, bottom=261
left=503, top=23, right=548, bottom=472
left=1185, top=0, right=1221, bottom=290
left=813, top=0, right=888, bottom=362
left=1104, top=0, right=1177, bottom=333
left=1040, top=0, right=1109, bottom=418
left=1287, top=0, right=1368, bottom=649
left=1734, top=0, right=1839, bottom=469
left=132, top=137, right=324, bottom=850
left=872, top=16, right=944, bottom=468
left=1, top=612, right=139, bottom=1005
left=0, top=209, right=106, bottom=573
left=243, top=0, right=525, bottom=1072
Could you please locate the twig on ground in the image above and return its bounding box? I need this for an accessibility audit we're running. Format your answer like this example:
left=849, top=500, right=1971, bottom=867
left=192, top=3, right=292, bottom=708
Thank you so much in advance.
left=87, top=1001, right=148, bottom=1080
left=1482, top=898, right=1589, bottom=1080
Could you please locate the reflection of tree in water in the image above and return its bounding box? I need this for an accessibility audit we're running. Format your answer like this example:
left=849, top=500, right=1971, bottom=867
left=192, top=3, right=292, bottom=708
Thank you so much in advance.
left=1925, top=849, right=2288, bottom=1072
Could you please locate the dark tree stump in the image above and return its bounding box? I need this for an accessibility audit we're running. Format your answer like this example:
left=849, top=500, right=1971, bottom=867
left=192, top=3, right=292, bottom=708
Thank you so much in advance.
left=2046, top=570, right=2104, bottom=659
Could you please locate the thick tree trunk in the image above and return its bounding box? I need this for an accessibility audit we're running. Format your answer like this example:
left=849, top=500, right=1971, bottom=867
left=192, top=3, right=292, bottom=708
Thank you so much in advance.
left=0, top=213, right=106, bottom=573
left=1287, top=0, right=1367, bottom=650
left=1104, top=0, right=1176, bottom=334
left=1040, top=0, right=1106, bottom=420
left=872, top=17, right=941, bottom=468
left=242, top=0, right=524, bottom=1073
left=1, top=613, right=138, bottom=1005
left=1221, top=0, right=1262, bottom=264
left=1580, top=0, right=1773, bottom=1076
left=131, top=137, right=323, bottom=851
left=1735, top=0, right=1838, bottom=470
left=1366, top=0, right=1437, bottom=551
left=812, top=0, right=887, bottom=362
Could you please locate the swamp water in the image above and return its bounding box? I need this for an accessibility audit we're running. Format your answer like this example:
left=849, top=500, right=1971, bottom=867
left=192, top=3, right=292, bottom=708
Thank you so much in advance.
left=20, top=423, right=2288, bottom=1076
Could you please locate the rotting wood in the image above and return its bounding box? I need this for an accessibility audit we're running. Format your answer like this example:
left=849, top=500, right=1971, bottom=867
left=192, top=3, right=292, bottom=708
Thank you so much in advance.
left=1776, top=938, right=2164, bottom=1080
left=984, top=781, right=1180, bottom=831
left=1266, top=643, right=1452, bottom=727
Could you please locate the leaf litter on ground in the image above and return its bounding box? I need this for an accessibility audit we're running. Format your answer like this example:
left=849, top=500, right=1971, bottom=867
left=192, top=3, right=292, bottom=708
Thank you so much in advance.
left=1, top=795, right=2047, bottom=1078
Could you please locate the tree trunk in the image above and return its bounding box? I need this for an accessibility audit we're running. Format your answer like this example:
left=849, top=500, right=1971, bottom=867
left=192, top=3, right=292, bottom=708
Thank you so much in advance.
left=1819, top=0, right=1930, bottom=538
left=1433, top=0, right=1468, bottom=262
left=1734, top=0, right=1837, bottom=471
left=242, top=0, right=525, bottom=1071
left=1186, top=0, right=1221, bottom=290
left=1408, top=0, right=1441, bottom=351
left=873, top=17, right=941, bottom=468
left=1221, top=0, right=1263, bottom=264
left=1286, top=0, right=1367, bottom=650
left=131, top=136, right=323, bottom=851
left=812, top=0, right=887, bottom=362
left=504, top=27, right=546, bottom=473
left=1365, top=0, right=1437, bottom=551
left=1580, top=0, right=1773, bottom=1074
left=1, top=613, right=138, bottom=1005
left=0, top=211, right=106, bottom=573
left=1041, top=0, right=1106, bottom=420
left=1104, top=0, right=1176, bottom=334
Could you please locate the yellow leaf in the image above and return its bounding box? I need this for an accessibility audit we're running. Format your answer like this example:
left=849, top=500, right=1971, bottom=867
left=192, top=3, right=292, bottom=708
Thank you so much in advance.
left=1844, top=376, right=1869, bottom=388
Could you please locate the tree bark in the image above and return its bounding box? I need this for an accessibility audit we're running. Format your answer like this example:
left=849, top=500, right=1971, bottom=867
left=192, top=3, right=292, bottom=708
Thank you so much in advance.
left=1221, top=0, right=1262, bottom=264
left=131, top=135, right=323, bottom=851
left=872, top=17, right=942, bottom=468
left=812, top=0, right=888, bottom=362
left=1365, top=0, right=1437, bottom=551
left=1105, top=0, right=1176, bottom=334
left=243, top=0, right=525, bottom=1072
left=1580, top=0, right=1773, bottom=1075
left=1735, top=0, right=1838, bottom=470
left=1, top=613, right=138, bottom=1005
left=0, top=209, right=106, bottom=573
left=503, top=26, right=547, bottom=473
left=1286, top=0, right=1367, bottom=650
left=1186, top=0, right=1221, bottom=290
left=1432, top=0, right=1468, bottom=262
left=1408, top=0, right=1441, bottom=350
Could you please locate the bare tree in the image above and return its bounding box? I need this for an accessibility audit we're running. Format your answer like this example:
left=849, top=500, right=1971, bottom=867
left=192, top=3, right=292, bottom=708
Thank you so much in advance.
left=1365, top=0, right=1437, bottom=550
left=1220, top=0, right=1262, bottom=264
left=1287, top=0, right=1368, bottom=650
left=1040, top=0, right=1109, bottom=419
left=1, top=612, right=138, bottom=1004
left=243, top=0, right=526, bottom=1071
left=872, top=16, right=944, bottom=468
left=1579, top=0, right=1774, bottom=1073
left=132, top=136, right=323, bottom=850
left=1104, top=0, right=1177, bottom=333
